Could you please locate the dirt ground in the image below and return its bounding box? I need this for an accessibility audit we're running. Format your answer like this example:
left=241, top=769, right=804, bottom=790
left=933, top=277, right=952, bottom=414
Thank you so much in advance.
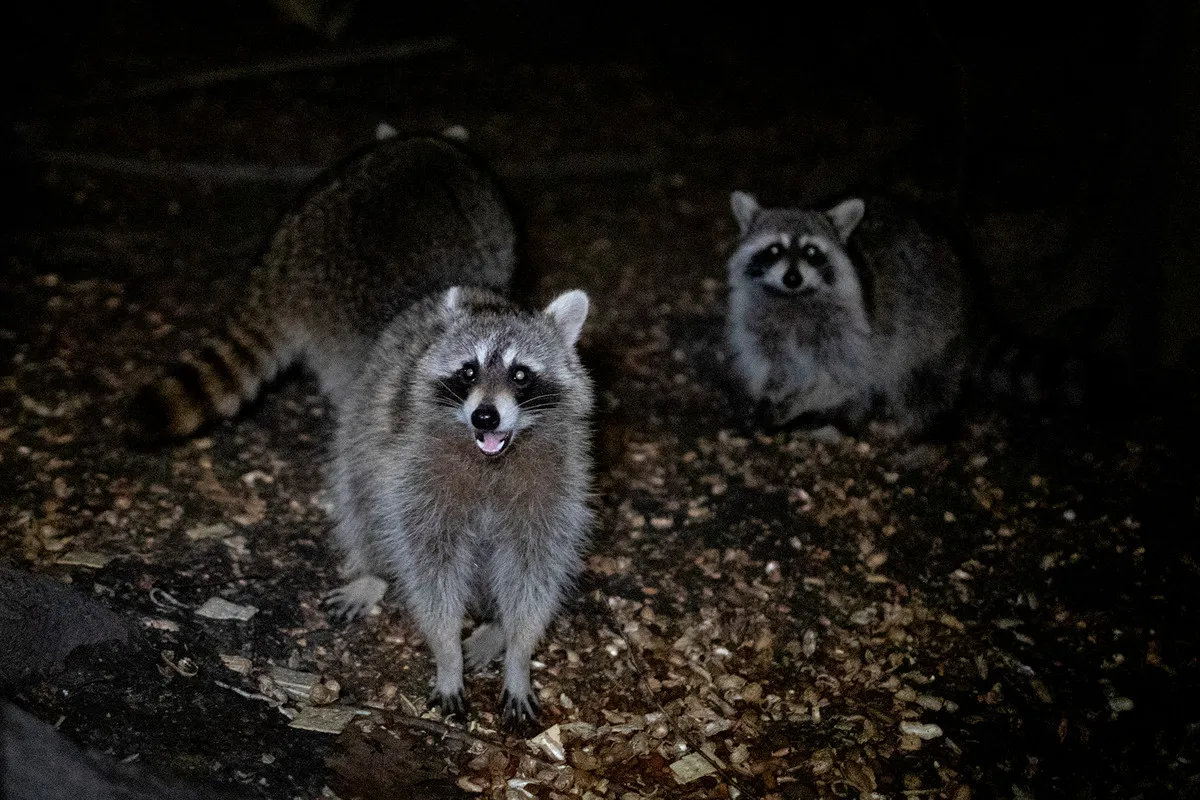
left=3, top=4, right=1200, bottom=799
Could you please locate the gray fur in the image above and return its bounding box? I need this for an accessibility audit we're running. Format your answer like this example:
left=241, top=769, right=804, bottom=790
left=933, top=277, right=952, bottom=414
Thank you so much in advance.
left=261, top=136, right=516, bottom=411
left=138, top=135, right=595, bottom=733
left=132, top=134, right=516, bottom=440
left=327, top=286, right=595, bottom=733
left=725, top=193, right=969, bottom=433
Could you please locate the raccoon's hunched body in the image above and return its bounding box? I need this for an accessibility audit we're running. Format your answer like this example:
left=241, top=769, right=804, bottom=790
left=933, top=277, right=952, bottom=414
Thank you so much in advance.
left=134, top=134, right=596, bottom=733
left=328, top=285, right=594, bottom=734
left=133, top=134, right=516, bottom=439
left=725, top=191, right=971, bottom=434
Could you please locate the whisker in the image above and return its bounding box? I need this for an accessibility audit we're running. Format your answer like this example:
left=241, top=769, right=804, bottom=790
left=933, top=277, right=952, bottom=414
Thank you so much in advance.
left=517, top=393, right=560, bottom=408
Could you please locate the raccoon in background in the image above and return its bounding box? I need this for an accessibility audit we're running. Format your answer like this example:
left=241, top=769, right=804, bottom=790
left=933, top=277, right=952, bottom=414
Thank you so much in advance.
left=132, top=134, right=596, bottom=733
left=726, top=191, right=972, bottom=436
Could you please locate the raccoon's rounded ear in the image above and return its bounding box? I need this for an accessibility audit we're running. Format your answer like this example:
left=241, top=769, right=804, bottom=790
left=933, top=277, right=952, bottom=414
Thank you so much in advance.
left=730, top=191, right=760, bottom=235
left=544, top=290, right=590, bottom=347
left=441, top=286, right=463, bottom=314
left=826, top=198, right=865, bottom=241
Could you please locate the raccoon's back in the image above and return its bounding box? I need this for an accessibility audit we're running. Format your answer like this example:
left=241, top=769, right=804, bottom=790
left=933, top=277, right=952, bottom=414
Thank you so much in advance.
left=849, top=196, right=968, bottom=351
left=260, top=135, right=517, bottom=333
left=129, top=136, right=516, bottom=445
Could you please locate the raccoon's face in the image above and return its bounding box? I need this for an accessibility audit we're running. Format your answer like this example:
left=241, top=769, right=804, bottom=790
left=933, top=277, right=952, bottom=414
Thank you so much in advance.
left=424, top=288, right=590, bottom=459
left=726, top=192, right=866, bottom=304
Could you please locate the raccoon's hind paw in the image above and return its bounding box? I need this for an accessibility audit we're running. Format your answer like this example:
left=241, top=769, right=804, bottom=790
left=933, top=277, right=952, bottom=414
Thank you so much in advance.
left=463, top=623, right=505, bottom=671
left=323, top=575, right=388, bottom=620
left=500, top=689, right=541, bottom=737
left=428, top=689, right=471, bottom=722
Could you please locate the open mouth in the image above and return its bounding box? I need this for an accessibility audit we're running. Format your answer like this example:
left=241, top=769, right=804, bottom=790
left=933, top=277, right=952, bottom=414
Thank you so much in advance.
left=474, top=430, right=513, bottom=457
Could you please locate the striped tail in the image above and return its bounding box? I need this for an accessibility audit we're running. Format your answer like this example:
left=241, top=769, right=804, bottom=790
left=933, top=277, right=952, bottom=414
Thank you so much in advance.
left=972, top=333, right=1091, bottom=411
left=129, top=317, right=292, bottom=445
left=969, top=331, right=1154, bottom=421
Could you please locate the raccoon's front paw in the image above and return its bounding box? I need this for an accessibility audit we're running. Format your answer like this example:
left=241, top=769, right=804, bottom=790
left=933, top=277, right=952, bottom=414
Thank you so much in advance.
left=428, top=689, right=471, bottom=722
left=323, top=575, right=389, bottom=621
left=499, top=689, right=541, bottom=737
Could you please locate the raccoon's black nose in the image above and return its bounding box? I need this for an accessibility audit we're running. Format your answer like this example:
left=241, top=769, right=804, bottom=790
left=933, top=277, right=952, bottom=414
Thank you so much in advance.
left=783, top=266, right=803, bottom=289
left=471, top=404, right=500, bottom=431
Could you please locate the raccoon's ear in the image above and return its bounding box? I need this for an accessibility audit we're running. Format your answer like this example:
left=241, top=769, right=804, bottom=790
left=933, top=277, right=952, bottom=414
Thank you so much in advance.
left=544, top=290, right=590, bottom=348
left=441, top=286, right=463, bottom=314
left=730, top=191, right=760, bottom=235
left=826, top=198, right=865, bottom=241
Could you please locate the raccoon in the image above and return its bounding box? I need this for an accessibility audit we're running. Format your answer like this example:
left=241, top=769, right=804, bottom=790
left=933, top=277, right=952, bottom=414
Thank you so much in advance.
left=130, top=133, right=515, bottom=441
left=327, top=285, right=594, bottom=734
left=725, top=191, right=971, bottom=435
left=133, top=135, right=596, bottom=731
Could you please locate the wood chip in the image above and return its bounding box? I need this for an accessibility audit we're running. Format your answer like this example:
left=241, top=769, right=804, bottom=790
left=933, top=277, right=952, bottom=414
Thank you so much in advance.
left=669, top=752, right=717, bottom=784
left=456, top=776, right=485, bottom=793
left=220, top=654, right=253, bottom=674
left=899, top=721, right=944, bottom=740
left=56, top=551, right=112, bottom=568
left=142, top=618, right=180, bottom=632
left=530, top=724, right=566, bottom=762
left=269, top=666, right=320, bottom=700
left=287, top=705, right=358, bottom=734
left=195, top=597, right=258, bottom=621
left=185, top=522, right=232, bottom=541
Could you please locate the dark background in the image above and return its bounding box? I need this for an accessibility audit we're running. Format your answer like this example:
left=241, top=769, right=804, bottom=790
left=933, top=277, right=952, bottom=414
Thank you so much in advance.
left=5, top=0, right=1199, bottom=369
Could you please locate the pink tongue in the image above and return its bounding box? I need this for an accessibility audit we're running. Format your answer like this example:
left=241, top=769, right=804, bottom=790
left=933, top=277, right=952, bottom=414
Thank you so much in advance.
left=479, top=432, right=507, bottom=454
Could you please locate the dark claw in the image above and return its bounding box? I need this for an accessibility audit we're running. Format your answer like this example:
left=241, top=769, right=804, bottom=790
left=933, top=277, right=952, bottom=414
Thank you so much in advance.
left=428, top=690, right=471, bottom=722
left=499, top=689, right=541, bottom=736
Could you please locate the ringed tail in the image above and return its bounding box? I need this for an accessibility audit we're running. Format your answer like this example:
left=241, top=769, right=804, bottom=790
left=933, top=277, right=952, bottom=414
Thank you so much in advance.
left=129, top=317, right=292, bottom=445
left=971, top=333, right=1095, bottom=412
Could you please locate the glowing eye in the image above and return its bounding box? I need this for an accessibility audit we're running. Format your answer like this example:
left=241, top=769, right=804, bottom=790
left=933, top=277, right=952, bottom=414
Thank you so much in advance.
left=458, top=363, right=477, bottom=382
left=747, top=242, right=785, bottom=277
left=801, top=243, right=826, bottom=265
left=510, top=366, right=533, bottom=387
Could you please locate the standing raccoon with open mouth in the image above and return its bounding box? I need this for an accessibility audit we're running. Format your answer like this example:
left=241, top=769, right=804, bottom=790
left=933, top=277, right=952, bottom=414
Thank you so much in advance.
left=328, top=286, right=594, bottom=734
left=129, top=132, right=595, bottom=734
